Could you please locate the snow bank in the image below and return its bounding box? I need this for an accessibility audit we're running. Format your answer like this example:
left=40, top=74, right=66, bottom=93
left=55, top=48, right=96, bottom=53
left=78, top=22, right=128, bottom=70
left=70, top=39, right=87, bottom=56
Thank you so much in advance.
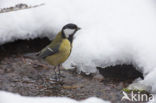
left=0, top=0, right=156, bottom=92
left=0, top=91, right=109, bottom=103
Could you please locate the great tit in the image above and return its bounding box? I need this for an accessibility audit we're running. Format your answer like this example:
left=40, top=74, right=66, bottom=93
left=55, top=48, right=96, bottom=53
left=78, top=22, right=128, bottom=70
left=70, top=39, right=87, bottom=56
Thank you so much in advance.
left=39, top=23, right=81, bottom=81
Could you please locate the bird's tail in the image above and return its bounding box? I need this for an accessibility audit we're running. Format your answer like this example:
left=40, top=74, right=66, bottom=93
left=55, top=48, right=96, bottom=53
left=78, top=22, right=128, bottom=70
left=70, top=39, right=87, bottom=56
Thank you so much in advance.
left=23, top=52, right=39, bottom=59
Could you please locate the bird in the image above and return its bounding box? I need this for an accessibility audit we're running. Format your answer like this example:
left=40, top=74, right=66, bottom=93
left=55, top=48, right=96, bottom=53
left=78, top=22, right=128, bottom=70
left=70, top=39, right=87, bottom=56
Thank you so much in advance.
left=38, top=23, right=81, bottom=81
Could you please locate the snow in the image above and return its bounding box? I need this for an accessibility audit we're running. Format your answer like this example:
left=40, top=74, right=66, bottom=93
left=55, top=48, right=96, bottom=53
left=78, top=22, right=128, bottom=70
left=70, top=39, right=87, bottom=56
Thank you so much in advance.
left=0, top=0, right=156, bottom=93
left=0, top=91, right=109, bottom=103
left=151, top=95, right=156, bottom=103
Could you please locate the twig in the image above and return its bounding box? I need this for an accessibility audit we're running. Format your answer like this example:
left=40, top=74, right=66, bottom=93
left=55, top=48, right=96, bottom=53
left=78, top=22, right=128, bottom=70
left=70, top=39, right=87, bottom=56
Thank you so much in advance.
left=0, top=3, right=45, bottom=14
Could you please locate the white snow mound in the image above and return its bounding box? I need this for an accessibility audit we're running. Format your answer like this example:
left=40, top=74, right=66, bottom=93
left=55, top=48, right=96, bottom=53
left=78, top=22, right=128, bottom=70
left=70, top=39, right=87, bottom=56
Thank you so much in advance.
left=0, top=91, right=109, bottom=103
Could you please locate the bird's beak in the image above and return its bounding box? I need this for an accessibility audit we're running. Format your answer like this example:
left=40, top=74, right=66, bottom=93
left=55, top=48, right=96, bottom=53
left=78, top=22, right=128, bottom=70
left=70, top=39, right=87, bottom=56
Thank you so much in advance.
left=77, top=27, right=81, bottom=30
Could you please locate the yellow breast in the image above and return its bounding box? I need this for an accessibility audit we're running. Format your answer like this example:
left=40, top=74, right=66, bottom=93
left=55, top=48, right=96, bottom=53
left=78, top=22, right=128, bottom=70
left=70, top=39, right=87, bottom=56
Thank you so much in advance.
left=45, top=39, right=72, bottom=66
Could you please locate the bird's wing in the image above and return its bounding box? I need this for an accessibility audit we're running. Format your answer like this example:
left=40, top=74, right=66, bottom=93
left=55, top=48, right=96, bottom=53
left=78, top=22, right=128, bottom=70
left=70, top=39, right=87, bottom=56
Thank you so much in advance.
left=38, top=44, right=60, bottom=59
left=39, top=32, right=63, bottom=59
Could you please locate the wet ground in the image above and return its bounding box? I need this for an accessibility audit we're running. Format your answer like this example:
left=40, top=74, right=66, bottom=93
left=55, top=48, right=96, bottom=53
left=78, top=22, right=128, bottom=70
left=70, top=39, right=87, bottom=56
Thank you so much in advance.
left=0, top=38, right=144, bottom=103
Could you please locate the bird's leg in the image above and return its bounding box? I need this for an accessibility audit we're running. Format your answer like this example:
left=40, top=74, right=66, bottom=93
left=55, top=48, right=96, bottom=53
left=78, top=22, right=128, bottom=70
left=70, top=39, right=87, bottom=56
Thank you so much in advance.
left=50, top=66, right=58, bottom=82
left=59, top=64, right=65, bottom=76
left=57, top=64, right=65, bottom=86
left=54, top=66, right=58, bottom=81
left=58, top=64, right=61, bottom=81
left=51, top=65, right=64, bottom=83
left=54, top=65, right=63, bottom=82
left=57, top=64, right=65, bottom=81
left=58, top=64, right=61, bottom=75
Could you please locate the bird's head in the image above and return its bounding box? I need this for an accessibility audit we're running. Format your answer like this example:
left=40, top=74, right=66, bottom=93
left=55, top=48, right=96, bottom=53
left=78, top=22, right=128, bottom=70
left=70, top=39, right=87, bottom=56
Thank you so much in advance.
left=62, top=23, right=81, bottom=41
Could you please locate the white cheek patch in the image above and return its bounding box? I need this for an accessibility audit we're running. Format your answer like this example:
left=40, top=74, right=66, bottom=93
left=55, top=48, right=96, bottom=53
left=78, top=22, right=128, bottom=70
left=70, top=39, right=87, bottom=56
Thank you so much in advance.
left=64, top=29, right=75, bottom=38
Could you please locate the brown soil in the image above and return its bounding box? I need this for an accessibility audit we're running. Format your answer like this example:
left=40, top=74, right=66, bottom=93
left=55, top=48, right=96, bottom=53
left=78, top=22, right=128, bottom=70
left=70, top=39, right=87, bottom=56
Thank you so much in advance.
left=0, top=38, right=144, bottom=103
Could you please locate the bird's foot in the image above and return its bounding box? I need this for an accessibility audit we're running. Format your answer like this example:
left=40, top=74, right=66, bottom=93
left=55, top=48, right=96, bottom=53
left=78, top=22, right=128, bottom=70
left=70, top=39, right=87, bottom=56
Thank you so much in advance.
left=49, top=74, right=64, bottom=85
left=58, top=74, right=65, bottom=78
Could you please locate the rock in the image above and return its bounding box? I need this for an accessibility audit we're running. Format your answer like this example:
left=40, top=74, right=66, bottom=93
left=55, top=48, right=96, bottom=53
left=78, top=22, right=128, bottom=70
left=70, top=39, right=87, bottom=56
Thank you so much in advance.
left=93, top=74, right=104, bottom=81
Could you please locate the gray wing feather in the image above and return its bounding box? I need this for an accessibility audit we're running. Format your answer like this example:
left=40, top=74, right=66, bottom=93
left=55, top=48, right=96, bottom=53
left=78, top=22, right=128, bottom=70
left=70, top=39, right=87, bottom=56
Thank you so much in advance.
left=39, top=45, right=59, bottom=59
